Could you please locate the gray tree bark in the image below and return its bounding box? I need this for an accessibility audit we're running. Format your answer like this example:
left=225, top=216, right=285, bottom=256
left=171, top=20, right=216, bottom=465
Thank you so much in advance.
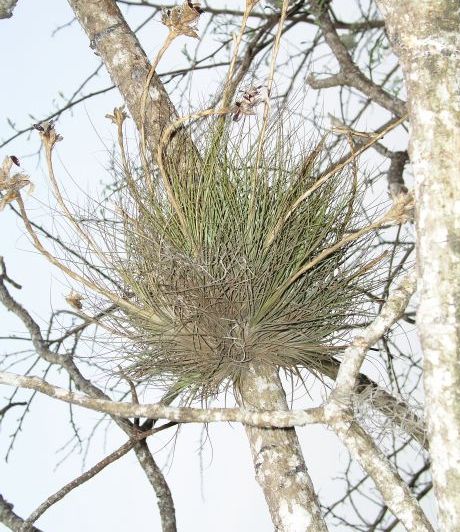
left=0, top=495, right=42, bottom=532
left=0, top=0, right=18, bottom=19
left=376, top=1, right=460, bottom=529
left=237, top=365, right=327, bottom=531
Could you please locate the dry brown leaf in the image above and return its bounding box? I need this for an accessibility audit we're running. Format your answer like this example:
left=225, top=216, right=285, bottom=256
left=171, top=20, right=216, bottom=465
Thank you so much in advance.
left=0, top=190, right=18, bottom=211
left=1, top=156, right=14, bottom=179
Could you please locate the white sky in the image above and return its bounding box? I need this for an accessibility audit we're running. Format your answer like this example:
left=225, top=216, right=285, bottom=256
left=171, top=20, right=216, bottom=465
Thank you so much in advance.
left=0, top=1, right=431, bottom=531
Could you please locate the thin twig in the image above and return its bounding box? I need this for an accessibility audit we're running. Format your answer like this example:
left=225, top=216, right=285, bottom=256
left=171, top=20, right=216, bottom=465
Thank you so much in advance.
left=22, top=422, right=177, bottom=529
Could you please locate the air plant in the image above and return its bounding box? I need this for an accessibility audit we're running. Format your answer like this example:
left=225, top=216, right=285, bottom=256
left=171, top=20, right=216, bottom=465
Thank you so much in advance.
left=12, top=0, right=406, bottom=406
left=97, top=109, right=387, bottom=402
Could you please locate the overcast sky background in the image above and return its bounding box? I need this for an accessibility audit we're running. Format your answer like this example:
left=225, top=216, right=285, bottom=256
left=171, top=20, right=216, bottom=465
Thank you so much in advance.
left=0, top=2, right=431, bottom=531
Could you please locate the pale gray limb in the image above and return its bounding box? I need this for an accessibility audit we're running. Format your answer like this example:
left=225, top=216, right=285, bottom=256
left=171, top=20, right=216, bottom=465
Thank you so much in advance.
left=237, top=364, right=328, bottom=531
left=326, top=416, right=433, bottom=531
left=331, top=271, right=417, bottom=402
left=324, top=272, right=432, bottom=530
left=0, top=370, right=325, bottom=427
left=376, top=1, right=460, bottom=528
left=0, top=494, right=42, bottom=532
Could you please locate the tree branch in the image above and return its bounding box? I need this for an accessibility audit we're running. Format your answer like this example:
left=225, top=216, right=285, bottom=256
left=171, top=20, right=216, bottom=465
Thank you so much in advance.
left=323, top=271, right=432, bottom=530
left=21, top=422, right=176, bottom=530
left=326, top=417, right=433, bottom=531
left=331, top=270, right=417, bottom=402
left=237, top=364, right=328, bottom=531
left=0, top=370, right=325, bottom=427
left=0, top=266, right=177, bottom=532
left=309, top=1, right=406, bottom=116
left=67, top=0, right=194, bottom=163
left=0, top=494, right=42, bottom=532
left=376, top=1, right=460, bottom=528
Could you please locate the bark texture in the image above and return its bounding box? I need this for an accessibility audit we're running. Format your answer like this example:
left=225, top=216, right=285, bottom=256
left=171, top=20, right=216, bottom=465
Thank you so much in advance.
left=376, top=1, right=460, bottom=529
left=0, top=495, right=42, bottom=532
left=0, top=0, right=18, bottom=18
left=325, top=408, right=433, bottom=532
left=237, top=365, right=327, bottom=532
left=133, top=442, right=177, bottom=532
left=325, top=272, right=433, bottom=531
left=0, top=369, right=326, bottom=427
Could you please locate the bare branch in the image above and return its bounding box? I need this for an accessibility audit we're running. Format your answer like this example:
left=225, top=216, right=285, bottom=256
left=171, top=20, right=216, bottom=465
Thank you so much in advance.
left=331, top=270, right=417, bottom=402
left=387, top=151, right=409, bottom=199
left=0, top=267, right=176, bottom=531
left=0, top=370, right=325, bottom=427
left=0, top=257, right=22, bottom=289
left=116, top=1, right=386, bottom=30
left=21, top=422, right=176, bottom=530
left=323, top=271, right=432, bottom=530
left=0, top=494, right=42, bottom=532
left=0, top=401, right=27, bottom=419
left=309, top=1, right=406, bottom=116
left=132, top=440, right=177, bottom=532
left=68, top=0, right=195, bottom=163
left=326, top=417, right=433, bottom=531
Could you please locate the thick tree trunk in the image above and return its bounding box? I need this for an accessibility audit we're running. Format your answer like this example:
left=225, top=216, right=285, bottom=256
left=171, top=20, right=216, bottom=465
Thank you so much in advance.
left=376, top=1, right=460, bottom=529
left=236, top=365, right=327, bottom=532
left=67, top=1, right=323, bottom=529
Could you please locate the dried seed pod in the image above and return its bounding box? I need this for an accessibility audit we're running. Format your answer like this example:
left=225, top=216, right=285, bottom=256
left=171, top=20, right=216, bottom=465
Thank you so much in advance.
left=233, top=85, right=269, bottom=121
left=161, top=0, right=202, bottom=38
left=65, top=290, right=84, bottom=310
left=0, top=156, right=33, bottom=211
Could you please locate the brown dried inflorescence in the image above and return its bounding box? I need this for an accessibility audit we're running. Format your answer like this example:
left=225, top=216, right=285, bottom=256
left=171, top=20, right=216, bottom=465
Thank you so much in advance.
left=161, top=1, right=203, bottom=39
left=0, top=156, right=33, bottom=211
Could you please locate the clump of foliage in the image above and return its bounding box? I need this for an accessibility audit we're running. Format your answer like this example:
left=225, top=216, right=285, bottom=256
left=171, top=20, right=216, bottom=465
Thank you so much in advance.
left=104, top=112, right=379, bottom=401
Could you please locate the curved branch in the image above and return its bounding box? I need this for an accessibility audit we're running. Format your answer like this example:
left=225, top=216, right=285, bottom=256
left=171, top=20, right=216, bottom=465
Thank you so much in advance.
left=21, top=423, right=176, bottom=530
left=309, top=1, right=406, bottom=116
